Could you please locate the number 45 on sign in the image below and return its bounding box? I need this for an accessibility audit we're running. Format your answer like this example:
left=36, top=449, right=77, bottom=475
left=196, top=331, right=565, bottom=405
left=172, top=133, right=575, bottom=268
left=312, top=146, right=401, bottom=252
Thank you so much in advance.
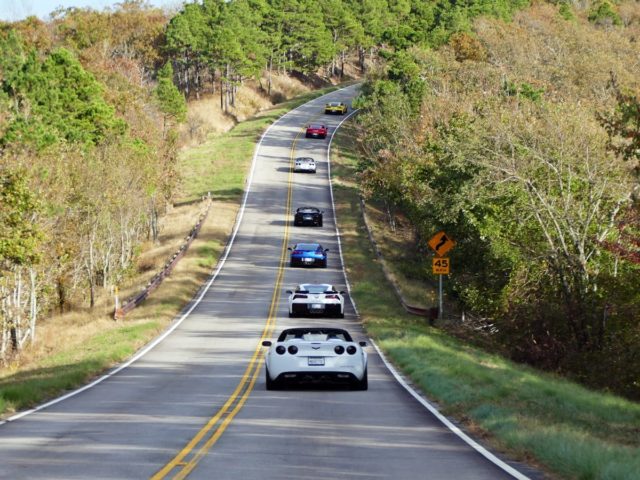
left=432, top=257, right=450, bottom=275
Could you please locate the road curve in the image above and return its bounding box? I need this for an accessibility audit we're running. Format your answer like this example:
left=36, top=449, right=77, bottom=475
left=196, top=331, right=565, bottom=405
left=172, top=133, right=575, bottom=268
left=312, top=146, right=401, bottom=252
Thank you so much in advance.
left=0, top=86, right=535, bottom=479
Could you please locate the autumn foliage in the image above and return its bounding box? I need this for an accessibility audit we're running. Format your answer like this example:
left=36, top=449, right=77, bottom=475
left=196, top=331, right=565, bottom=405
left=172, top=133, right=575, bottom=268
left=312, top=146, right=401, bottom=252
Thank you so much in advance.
left=355, top=2, right=640, bottom=398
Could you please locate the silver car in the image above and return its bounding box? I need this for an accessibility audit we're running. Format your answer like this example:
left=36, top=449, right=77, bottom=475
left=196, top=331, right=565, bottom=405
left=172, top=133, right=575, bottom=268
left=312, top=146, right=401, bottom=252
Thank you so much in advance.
left=287, top=283, right=344, bottom=317
left=293, top=157, right=316, bottom=173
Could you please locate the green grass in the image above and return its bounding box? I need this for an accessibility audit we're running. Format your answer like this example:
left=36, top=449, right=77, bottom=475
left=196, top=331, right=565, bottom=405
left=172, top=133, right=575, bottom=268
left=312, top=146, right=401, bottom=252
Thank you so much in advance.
left=331, top=121, right=640, bottom=480
left=0, top=322, right=158, bottom=412
left=0, top=84, right=342, bottom=418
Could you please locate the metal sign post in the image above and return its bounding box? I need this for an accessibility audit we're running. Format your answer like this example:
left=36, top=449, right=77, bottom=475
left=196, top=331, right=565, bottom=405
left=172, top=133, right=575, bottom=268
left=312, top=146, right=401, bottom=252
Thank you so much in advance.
left=438, top=275, right=443, bottom=320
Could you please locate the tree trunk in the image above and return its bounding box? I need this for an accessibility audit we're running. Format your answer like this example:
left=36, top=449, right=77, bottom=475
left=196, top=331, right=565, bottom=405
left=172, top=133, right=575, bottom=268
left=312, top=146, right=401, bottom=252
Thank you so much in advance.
left=220, top=77, right=224, bottom=110
left=57, top=277, right=66, bottom=314
left=267, top=55, right=273, bottom=96
left=29, top=268, right=37, bottom=344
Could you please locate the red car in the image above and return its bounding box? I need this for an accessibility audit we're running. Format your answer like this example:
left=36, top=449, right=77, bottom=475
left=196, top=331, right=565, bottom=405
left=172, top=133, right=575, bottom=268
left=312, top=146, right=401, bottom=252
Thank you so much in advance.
left=305, top=123, right=328, bottom=139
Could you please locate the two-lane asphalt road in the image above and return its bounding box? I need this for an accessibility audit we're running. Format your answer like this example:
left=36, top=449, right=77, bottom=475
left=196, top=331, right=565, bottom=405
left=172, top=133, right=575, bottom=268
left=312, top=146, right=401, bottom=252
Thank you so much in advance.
left=0, top=85, right=533, bottom=479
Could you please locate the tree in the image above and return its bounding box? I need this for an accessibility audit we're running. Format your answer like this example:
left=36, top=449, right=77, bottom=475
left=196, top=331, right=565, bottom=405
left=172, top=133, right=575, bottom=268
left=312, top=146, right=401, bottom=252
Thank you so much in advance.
left=155, top=61, right=186, bottom=137
left=0, top=168, right=42, bottom=355
left=600, top=74, right=640, bottom=178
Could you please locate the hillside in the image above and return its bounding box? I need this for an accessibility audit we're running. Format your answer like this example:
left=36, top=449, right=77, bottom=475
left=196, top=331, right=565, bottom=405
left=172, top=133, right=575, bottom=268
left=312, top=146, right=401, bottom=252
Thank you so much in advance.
left=353, top=1, right=640, bottom=399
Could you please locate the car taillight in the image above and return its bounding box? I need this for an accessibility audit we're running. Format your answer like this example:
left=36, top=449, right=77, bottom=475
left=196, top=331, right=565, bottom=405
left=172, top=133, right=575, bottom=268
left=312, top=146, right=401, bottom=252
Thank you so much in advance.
left=325, top=294, right=339, bottom=299
left=276, top=346, right=286, bottom=355
left=347, top=345, right=357, bottom=355
left=334, top=345, right=345, bottom=355
left=288, top=345, right=298, bottom=355
left=293, top=294, right=307, bottom=299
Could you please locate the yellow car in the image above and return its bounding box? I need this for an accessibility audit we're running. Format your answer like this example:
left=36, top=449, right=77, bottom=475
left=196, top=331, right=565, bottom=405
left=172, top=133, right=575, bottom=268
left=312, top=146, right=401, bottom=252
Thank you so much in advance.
left=324, top=102, right=348, bottom=115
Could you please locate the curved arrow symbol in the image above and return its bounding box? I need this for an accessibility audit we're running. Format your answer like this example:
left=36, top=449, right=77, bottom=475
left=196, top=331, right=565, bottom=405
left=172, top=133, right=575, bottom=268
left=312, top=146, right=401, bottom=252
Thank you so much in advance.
left=435, top=234, right=449, bottom=253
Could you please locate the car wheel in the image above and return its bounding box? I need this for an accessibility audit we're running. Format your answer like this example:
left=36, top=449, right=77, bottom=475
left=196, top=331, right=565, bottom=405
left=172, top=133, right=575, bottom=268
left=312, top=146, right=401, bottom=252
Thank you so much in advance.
left=305, top=133, right=310, bottom=138
left=266, top=367, right=281, bottom=391
left=321, top=259, right=327, bottom=268
left=337, top=312, right=344, bottom=319
left=318, top=219, right=323, bottom=227
left=354, top=368, right=368, bottom=391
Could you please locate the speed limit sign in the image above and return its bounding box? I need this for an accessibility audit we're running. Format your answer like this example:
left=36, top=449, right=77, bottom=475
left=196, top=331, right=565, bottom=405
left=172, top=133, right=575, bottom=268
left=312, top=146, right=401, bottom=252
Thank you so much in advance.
left=432, top=257, right=450, bottom=275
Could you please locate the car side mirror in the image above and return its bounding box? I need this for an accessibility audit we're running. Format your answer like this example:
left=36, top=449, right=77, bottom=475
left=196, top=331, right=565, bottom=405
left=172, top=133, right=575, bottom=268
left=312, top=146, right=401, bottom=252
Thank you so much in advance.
left=286, top=290, right=293, bottom=294
left=324, top=248, right=330, bottom=252
left=287, top=247, right=292, bottom=251
left=339, top=291, right=346, bottom=295
left=359, top=341, right=367, bottom=347
left=262, top=341, right=272, bottom=347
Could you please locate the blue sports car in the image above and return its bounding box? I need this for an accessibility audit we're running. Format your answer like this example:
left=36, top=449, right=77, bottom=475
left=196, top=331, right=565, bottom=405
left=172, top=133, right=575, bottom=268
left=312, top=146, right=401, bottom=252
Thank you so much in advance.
left=288, top=243, right=329, bottom=268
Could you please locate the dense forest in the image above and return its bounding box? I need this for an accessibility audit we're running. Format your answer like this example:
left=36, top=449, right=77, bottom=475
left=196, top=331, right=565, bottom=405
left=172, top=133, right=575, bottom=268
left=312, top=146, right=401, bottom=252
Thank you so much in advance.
left=354, top=2, right=640, bottom=397
left=0, top=0, right=639, bottom=398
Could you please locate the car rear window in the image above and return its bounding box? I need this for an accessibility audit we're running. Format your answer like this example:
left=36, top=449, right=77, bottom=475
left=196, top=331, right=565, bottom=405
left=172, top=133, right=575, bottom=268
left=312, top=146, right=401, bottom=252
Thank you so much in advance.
left=278, top=328, right=352, bottom=342
left=308, top=124, right=325, bottom=129
left=295, top=244, right=319, bottom=250
left=302, top=284, right=331, bottom=293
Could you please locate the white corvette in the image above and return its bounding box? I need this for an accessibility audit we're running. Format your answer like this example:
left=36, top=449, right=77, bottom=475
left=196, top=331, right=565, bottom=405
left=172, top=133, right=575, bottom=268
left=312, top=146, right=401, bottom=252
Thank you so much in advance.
left=293, top=156, right=316, bottom=173
left=262, top=327, right=368, bottom=390
left=287, top=283, right=345, bottom=318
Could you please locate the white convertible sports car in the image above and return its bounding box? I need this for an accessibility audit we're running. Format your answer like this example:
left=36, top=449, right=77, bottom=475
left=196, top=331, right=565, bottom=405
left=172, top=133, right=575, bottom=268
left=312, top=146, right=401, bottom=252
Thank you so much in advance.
left=287, top=283, right=344, bottom=318
left=293, top=157, right=316, bottom=173
left=262, top=327, right=368, bottom=390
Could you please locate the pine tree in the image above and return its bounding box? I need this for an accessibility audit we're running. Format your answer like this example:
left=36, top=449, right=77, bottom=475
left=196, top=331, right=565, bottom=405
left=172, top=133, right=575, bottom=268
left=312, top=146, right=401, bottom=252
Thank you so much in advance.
left=155, top=61, right=186, bottom=138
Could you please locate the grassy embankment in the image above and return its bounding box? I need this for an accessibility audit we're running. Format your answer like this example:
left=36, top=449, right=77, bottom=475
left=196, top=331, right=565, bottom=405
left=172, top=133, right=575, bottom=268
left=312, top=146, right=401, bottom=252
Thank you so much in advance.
left=0, top=86, right=339, bottom=418
left=330, top=121, right=640, bottom=480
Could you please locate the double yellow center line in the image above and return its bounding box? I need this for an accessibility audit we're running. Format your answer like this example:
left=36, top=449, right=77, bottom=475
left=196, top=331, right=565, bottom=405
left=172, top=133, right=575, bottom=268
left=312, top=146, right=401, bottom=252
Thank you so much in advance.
left=151, top=125, right=305, bottom=480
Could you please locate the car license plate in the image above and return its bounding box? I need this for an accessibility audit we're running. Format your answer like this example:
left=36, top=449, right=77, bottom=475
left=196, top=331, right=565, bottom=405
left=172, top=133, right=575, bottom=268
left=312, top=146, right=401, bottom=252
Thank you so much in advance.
left=311, top=303, right=323, bottom=310
left=303, top=258, right=313, bottom=263
left=308, top=357, right=324, bottom=366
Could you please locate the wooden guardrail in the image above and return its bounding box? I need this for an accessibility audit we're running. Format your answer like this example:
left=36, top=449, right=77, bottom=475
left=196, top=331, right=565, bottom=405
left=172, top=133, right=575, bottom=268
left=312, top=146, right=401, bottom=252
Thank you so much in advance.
left=114, top=197, right=212, bottom=320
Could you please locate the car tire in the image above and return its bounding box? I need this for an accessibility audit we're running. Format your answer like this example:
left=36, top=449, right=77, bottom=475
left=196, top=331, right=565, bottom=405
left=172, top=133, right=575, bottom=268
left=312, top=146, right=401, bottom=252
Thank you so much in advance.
left=337, top=312, right=344, bottom=319
left=288, top=311, right=295, bottom=318
left=305, top=133, right=310, bottom=138
left=321, top=259, right=327, bottom=268
left=354, top=368, right=368, bottom=391
left=266, top=367, right=281, bottom=391
left=318, top=219, right=323, bottom=227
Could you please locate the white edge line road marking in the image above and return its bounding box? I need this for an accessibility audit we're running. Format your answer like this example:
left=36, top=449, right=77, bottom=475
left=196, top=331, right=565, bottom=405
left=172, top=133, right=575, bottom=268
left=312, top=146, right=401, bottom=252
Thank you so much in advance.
left=370, top=340, right=531, bottom=480
left=326, top=105, right=360, bottom=317
left=0, top=85, right=356, bottom=427
left=326, top=98, right=529, bottom=480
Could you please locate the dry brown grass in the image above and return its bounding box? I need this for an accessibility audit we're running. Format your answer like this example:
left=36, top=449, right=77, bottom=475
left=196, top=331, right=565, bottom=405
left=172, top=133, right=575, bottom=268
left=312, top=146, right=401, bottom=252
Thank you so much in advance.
left=179, top=73, right=313, bottom=147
